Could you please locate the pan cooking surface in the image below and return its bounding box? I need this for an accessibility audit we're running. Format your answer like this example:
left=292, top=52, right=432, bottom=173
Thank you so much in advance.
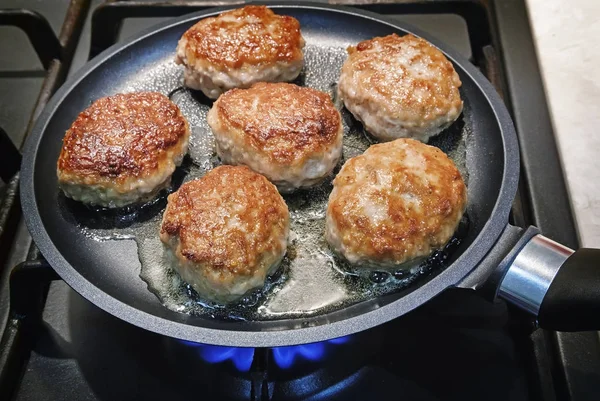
left=62, top=42, right=471, bottom=321
left=22, top=4, right=518, bottom=345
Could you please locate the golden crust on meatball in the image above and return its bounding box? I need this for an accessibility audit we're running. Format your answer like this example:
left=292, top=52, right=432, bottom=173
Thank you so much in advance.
left=338, top=34, right=463, bottom=142
left=178, top=5, right=303, bottom=68
left=160, top=165, right=290, bottom=302
left=325, top=138, right=467, bottom=269
left=175, top=6, right=305, bottom=99
left=57, top=92, right=190, bottom=208
left=208, top=82, right=343, bottom=191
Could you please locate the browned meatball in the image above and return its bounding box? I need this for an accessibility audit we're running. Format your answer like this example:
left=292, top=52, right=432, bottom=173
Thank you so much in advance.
left=160, top=165, right=290, bottom=303
left=57, top=92, right=190, bottom=208
left=208, top=82, right=343, bottom=192
left=338, top=34, right=463, bottom=142
left=175, top=6, right=305, bottom=99
left=326, top=138, right=467, bottom=269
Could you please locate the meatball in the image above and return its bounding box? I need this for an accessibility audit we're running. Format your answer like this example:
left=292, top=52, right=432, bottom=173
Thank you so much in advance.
left=159, top=165, right=290, bottom=303
left=325, top=138, right=467, bottom=270
left=207, top=82, right=343, bottom=192
left=57, top=92, right=190, bottom=208
left=175, top=5, right=305, bottom=99
left=338, top=34, right=463, bottom=143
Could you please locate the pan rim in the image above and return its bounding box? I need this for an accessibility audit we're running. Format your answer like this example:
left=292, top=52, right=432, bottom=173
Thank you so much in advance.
left=20, top=2, right=519, bottom=347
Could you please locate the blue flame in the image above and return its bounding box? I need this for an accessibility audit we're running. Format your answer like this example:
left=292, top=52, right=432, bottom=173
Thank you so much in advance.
left=180, top=335, right=351, bottom=371
left=272, top=336, right=351, bottom=369
left=180, top=341, right=255, bottom=371
left=328, top=335, right=351, bottom=345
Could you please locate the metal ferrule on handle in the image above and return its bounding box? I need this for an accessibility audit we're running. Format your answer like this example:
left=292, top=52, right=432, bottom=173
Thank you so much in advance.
left=498, top=235, right=573, bottom=315
left=498, top=232, right=600, bottom=331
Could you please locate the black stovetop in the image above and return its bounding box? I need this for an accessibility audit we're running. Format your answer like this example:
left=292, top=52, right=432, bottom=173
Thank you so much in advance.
left=13, top=271, right=532, bottom=401
left=1, top=1, right=599, bottom=400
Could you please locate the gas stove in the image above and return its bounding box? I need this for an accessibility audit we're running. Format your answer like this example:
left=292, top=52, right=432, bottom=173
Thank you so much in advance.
left=1, top=1, right=599, bottom=400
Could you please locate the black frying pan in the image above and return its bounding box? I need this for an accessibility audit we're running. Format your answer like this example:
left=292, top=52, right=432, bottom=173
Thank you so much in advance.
left=20, top=3, right=600, bottom=347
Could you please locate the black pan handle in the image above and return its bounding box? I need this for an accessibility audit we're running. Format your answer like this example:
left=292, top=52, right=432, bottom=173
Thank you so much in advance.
left=537, top=248, right=600, bottom=331
left=496, top=232, right=600, bottom=331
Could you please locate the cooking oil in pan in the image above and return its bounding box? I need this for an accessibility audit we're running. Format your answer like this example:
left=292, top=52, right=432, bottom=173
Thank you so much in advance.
left=74, top=111, right=470, bottom=321
left=73, top=44, right=470, bottom=321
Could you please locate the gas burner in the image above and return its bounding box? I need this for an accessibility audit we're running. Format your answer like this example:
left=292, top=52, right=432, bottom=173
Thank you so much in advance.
left=160, top=332, right=377, bottom=400
left=272, top=336, right=351, bottom=369
left=180, top=341, right=256, bottom=371
left=178, top=335, right=353, bottom=372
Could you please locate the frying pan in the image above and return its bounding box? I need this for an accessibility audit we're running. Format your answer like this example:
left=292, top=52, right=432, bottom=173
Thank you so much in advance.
left=20, top=3, right=600, bottom=347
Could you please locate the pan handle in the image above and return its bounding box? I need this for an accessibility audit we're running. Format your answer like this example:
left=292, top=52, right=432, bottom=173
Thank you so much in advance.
left=497, top=231, right=600, bottom=331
